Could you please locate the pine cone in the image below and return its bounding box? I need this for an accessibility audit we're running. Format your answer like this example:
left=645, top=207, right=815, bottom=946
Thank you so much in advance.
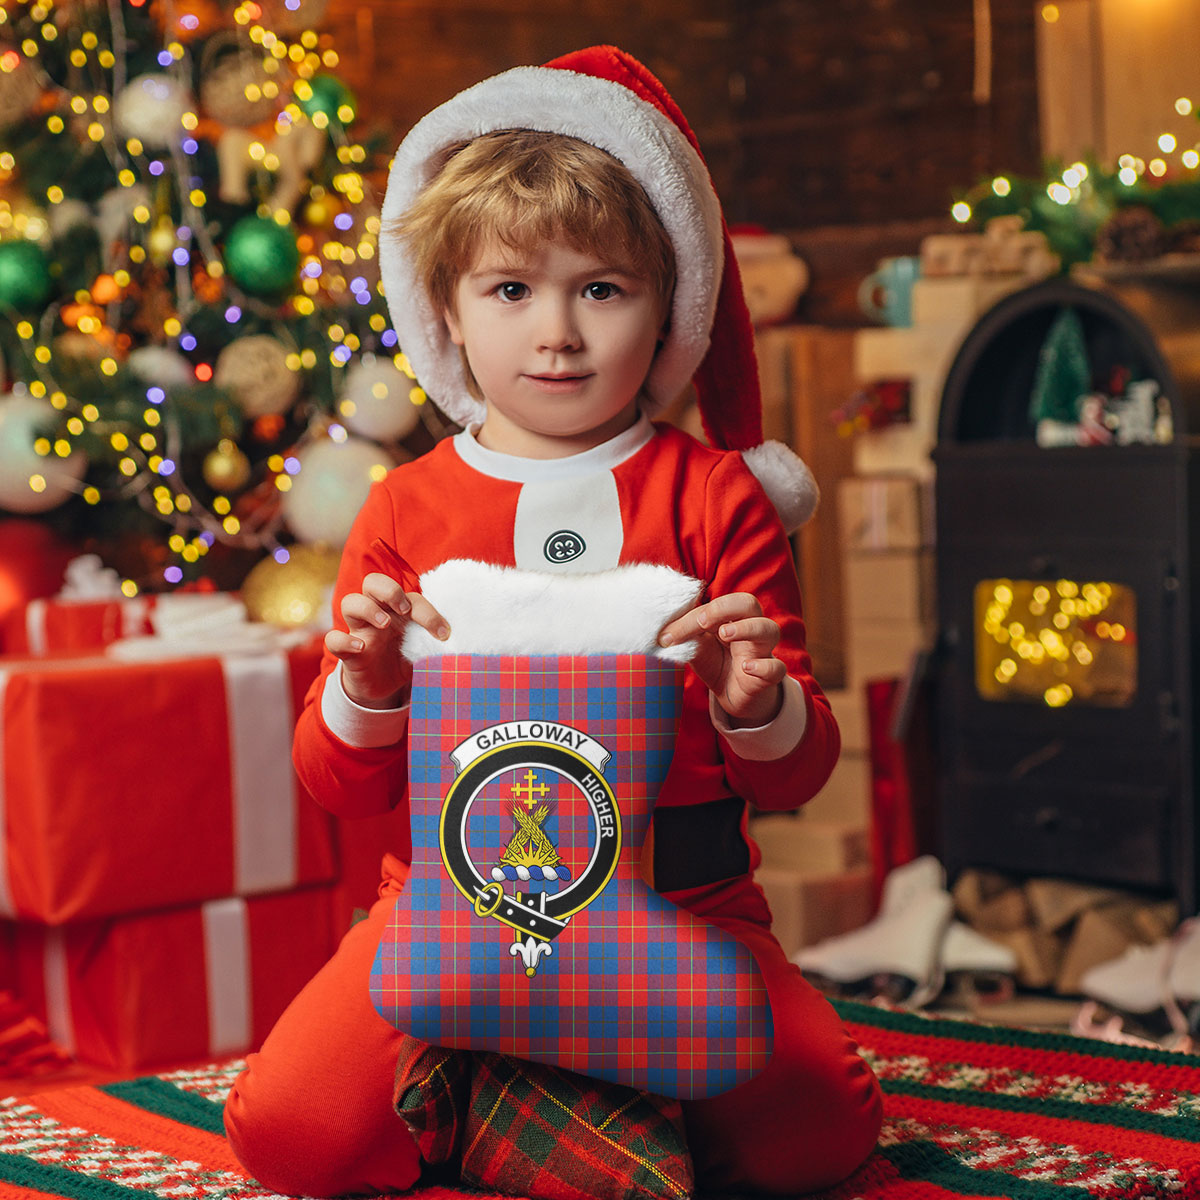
left=1095, top=206, right=1167, bottom=263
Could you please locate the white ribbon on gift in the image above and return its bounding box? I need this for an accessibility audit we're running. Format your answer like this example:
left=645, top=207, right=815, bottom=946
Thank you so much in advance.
left=105, top=589, right=310, bottom=938
left=202, top=896, right=253, bottom=1055
left=23, top=601, right=48, bottom=656
left=221, top=653, right=299, bottom=896
left=42, top=927, right=74, bottom=1054
left=40, top=896, right=253, bottom=1059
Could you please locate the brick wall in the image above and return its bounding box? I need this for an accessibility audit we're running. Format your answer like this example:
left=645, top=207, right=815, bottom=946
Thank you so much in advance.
left=328, top=0, right=1041, bottom=236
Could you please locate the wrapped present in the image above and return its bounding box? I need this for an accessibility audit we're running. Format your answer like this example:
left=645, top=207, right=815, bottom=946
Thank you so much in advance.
left=0, top=641, right=337, bottom=923
left=837, top=475, right=932, bottom=553
left=4, top=561, right=295, bottom=655
left=3, top=556, right=154, bottom=654
left=843, top=547, right=935, bottom=626
left=5, top=596, right=155, bottom=654
left=7, top=588, right=264, bottom=656
left=11, top=887, right=338, bottom=1070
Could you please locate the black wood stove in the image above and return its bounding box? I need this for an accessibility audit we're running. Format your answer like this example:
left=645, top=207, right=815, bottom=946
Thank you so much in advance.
left=933, top=276, right=1200, bottom=913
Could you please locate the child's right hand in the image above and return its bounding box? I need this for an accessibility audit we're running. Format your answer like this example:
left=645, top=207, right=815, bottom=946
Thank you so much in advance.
left=324, top=573, right=450, bottom=709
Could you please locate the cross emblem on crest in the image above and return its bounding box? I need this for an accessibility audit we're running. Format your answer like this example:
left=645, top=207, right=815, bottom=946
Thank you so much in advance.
left=511, top=769, right=550, bottom=809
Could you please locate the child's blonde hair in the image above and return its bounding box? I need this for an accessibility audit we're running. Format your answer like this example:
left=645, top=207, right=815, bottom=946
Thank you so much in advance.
left=392, top=128, right=676, bottom=328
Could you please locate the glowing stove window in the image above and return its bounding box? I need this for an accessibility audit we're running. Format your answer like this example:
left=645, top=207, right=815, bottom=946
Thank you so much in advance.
left=974, top=579, right=1136, bottom=707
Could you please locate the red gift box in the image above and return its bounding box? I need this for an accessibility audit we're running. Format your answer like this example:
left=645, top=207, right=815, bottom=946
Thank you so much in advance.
left=12, top=887, right=338, bottom=1071
left=4, top=597, right=156, bottom=655
left=0, top=642, right=337, bottom=923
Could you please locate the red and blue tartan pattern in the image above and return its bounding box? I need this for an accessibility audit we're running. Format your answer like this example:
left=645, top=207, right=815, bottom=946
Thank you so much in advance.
left=371, top=654, right=773, bottom=1099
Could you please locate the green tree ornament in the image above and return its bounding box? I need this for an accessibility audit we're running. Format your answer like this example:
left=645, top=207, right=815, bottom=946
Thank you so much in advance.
left=296, top=74, right=356, bottom=129
left=224, top=215, right=301, bottom=296
left=0, top=240, right=53, bottom=310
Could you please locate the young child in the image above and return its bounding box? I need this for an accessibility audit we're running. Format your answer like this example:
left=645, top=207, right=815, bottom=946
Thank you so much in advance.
left=224, top=46, right=882, bottom=1197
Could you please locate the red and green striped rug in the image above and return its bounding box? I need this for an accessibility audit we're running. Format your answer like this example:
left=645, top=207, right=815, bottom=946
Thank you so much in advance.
left=1, top=999, right=1199, bottom=1200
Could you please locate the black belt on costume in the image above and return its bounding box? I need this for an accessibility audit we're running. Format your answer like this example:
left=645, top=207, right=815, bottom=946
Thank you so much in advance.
left=651, top=796, right=750, bottom=892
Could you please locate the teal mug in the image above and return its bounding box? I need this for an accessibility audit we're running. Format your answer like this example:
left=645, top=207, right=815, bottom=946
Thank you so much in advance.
left=858, top=255, right=922, bottom=327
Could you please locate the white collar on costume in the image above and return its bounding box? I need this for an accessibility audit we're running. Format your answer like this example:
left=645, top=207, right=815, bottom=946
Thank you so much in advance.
left=451, top=411, right=654, bottom=484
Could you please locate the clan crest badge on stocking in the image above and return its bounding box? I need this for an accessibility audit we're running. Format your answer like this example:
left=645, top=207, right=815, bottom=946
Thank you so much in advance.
left=371, top=563, right=774, bottom=1099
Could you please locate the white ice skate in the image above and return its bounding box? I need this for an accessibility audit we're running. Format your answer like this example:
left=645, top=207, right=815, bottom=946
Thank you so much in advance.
left=941, top=920, right=1018, bottom=1004
left=793, top=856, right=954, bottom=1008
left=1078, top=940, right=1172, bottom=1016
left=1076, top=917, right=1200, bottom=1049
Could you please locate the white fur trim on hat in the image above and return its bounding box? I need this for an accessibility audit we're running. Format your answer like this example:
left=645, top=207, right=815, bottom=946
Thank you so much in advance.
left=379, top=65, right=724, bottom=430
left=401, top=560, right=702, bottom=662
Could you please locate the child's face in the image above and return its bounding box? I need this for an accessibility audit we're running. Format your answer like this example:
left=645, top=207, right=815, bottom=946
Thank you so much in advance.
left=443, top=238, right=663, bottom=457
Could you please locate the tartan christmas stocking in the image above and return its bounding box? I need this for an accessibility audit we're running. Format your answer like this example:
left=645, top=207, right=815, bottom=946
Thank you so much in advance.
left=371, top=652, right=773, bottom=1098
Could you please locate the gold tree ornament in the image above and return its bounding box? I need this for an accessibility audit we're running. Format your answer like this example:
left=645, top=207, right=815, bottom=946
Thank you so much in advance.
left=147, top=217, right=178, bottom=267
left=199, top=41, right=278, bottom=128
left=214, top=333, right=301, bottom=418
left=0, top=51, right=44, bottom=132
left=202, top=437, right=252, bottom=491
left=241, top=542, right=340, bottom=628
left=303, top=195, right=333, bottom=227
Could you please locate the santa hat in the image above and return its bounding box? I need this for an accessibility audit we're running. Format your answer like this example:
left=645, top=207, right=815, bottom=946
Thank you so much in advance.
left=379, top=45, right=818, bottom=530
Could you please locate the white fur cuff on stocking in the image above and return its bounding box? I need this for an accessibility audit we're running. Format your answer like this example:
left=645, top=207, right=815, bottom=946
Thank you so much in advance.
left=401, top=560, right=702, bottom=663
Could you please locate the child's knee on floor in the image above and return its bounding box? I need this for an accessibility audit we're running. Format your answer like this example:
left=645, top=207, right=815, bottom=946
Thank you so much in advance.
left=224, top=1067, right=421, bottom=1198
left=685, top=1021, right=884, bottom=1194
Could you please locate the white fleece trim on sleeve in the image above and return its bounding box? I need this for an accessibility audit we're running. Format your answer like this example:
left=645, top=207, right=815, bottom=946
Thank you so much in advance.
left=320, top=661, right=410, bottom=748
left=709, top=674, right=808, bottom=762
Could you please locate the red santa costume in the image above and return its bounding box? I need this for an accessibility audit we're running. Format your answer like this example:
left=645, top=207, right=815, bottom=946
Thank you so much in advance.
left=224, top=46, right=882, bottom=1197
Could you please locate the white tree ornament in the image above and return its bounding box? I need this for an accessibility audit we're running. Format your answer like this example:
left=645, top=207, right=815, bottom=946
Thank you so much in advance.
left=338, top=354, right=421, bottom=442
left=0, top=390, right=86, bottom=514
left=112, top=74, right=192, bottom=148
left=281, top=434, right=393, bottom=545
left=127, top=345, right=196, bottom=388
left=48, top=199, right=95, bottom=239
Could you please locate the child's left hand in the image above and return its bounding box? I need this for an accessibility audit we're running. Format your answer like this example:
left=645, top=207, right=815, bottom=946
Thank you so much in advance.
left=658, top=592, right=786, bottom=727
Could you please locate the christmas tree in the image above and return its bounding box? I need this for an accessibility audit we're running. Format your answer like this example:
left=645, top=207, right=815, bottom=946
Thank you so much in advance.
left=0, top=0, right=441, bottom=596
